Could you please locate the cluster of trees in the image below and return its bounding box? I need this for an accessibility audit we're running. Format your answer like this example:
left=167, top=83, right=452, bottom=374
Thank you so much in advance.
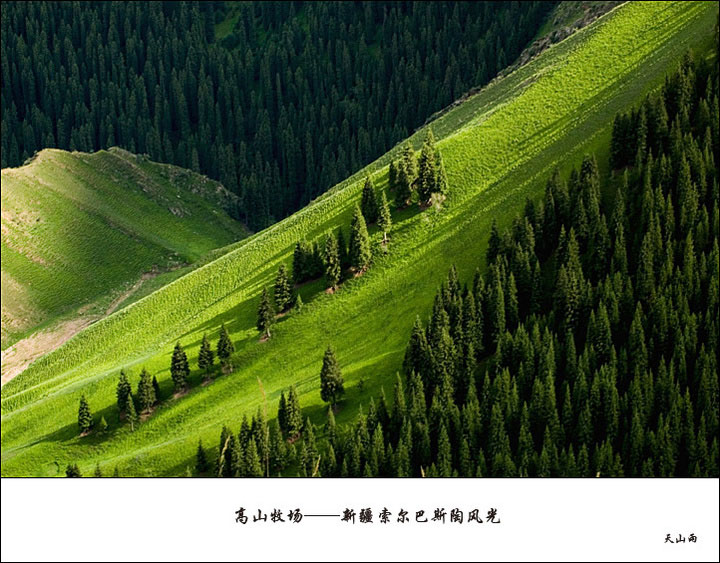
left=389, top=130, right=449, bottom=207
left=201, top=388, right=311, bottom=477
left=290, top=198, right=377, bottom=289
left=299, top=52, right=719, bottom=477
left=76, top=329, right=236, bottom=437
left=203, top=345, right=346, bottom=477
left=260, top=181, right=391, bottom=336
left=1, top=1, right=554, bottom=230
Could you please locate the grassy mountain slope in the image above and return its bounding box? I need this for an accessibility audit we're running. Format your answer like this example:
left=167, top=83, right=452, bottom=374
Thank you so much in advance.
left=1, top=148, right=247, bottom=349
left=2, top=1, right=717, bottom=476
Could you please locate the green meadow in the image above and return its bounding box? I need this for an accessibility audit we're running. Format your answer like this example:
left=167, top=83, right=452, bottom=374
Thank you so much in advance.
left=1, top=148, right=246, bottom=349
left=1, top=1, right=717, bottom=476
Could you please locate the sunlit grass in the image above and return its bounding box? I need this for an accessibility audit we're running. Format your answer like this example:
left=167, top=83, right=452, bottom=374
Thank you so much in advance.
left=1, top=1, right=717, bottom=476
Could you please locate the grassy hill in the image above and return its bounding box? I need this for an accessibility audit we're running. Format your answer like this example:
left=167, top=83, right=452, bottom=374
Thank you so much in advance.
left=1, top=1, right=717, bottom=476
left=1, top=148, right=247, bottom=351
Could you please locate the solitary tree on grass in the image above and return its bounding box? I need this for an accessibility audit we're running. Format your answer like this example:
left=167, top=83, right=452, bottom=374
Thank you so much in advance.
left=78, top=394, right=93, bottom=434
left=320, top=346, right=345, bottom=408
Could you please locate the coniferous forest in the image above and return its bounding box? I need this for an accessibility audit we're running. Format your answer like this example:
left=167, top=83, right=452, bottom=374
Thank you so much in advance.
left=0, top=1, right=553, bottom=230
left=205, top=51, right=719, bottom=478
left=2, top=1, right=718, bottom=484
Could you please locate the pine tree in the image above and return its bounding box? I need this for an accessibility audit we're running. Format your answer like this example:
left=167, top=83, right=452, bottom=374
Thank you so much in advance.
left=196, top=439, right=209, bottom=474
left=136, top=367, right=156, bottom=413
left=170, top=342, right=190, bottom=392
left=487, top=220, right=502, bottom=265
left=245, top=438, right=264, bottom=477
left=277, top=391, right=288, bottom=435
left=417, top=129, right=439, bottom=203
left=377, top=190, right=392, bottom=244
left=324, top=232, right=341, bottom=289
left=360, top=177, right=379, bottom=223
left=116, top=369, right=132, bottom=418
left=78, top=394, right=93, bottom=434
left=320, top=346, right=345, bottom=407
left=198, top=333, right=215, bottom=375
left=396, top=160, right=412, bottom=207
left=98, top=416, right=108, bottom=433
left=349, top=205, right=371, bottom=272
left=274, top=265, right=292, bottom=312
left=94, top=463, right=103, bottom=478
left=257, top=287, right=275, bottom=338
left=286, top=386, right=304, bottom=437
left=403, top=316, right=430, bottom=381
left=401, top=143, right=417, bottom=183
left=217, top=323, right=235, bottom=366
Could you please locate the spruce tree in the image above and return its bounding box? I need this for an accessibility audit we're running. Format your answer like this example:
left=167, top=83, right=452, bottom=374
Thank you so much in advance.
left=361, top=177, right=379, bottom=223
left=377, top=190, right=392, bottom=244
left=196, top=439, right=209, bottom=474
left=401, top=143, right=417, bottom=182
left=274, top=265, right=292, bottom=312
left=136, top=367, right=156, bottom=413
left=395, top=160, right=412, bottom=207
left=170, top=341, right=190, bottom=392
left=217, top=324, right=235, bottom=366
left=94, top=463, right=103, bottom=478
left=198, top=333, right=215, bottom=375
left=257, top=287, right=275, bottom=338
left=417, top=129, right=439, bottom=203
left=324, top=232, right=341, bottom=289
left=245, top=438, right=264, bottom=477
left=116, top=369, right=132, bottom=419
left=320, top=346, right=345, bottom=407
left=286, top=386, right=304, bottom=437
left=77, top=394, right=93, bottom=434
left=277, top=391, right=288, bottom=435
left=349, top=205, right=371, bottom=272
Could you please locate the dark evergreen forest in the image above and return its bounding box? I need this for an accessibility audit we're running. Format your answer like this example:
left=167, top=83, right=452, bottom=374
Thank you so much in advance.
left=203, top=51, right=719, bottom=478
left=0, top=0, right=554, bottom=230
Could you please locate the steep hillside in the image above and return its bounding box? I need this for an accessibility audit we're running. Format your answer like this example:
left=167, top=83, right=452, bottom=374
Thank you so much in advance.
left=1, top=1, right=717, bottom=476
left=1, top=148, right=247, bottom=353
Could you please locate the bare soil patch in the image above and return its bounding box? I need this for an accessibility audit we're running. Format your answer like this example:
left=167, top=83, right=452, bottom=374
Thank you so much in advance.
left=1, top=270, right=159, bottom=386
